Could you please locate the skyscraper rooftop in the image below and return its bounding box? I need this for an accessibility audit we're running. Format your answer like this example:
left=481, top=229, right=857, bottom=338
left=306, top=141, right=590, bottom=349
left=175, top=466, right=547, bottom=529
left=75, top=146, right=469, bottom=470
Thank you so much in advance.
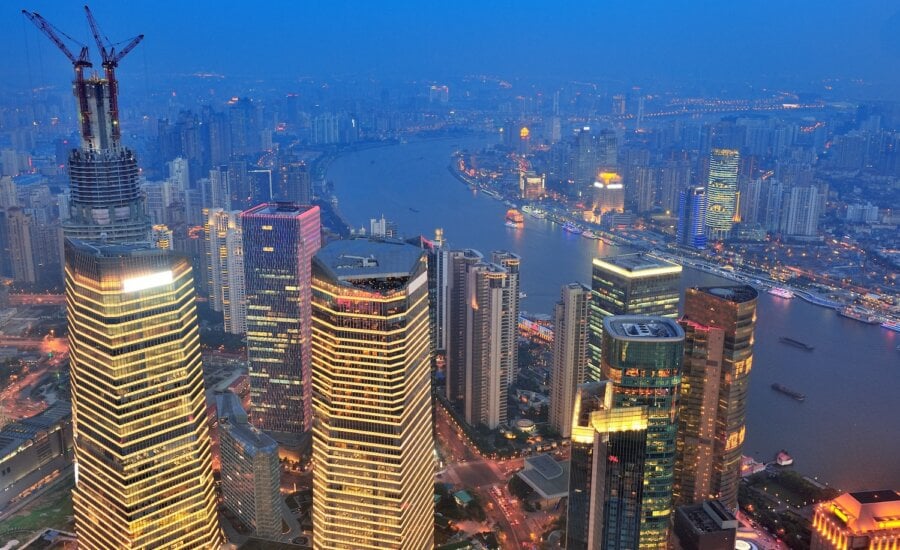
left=603, top=316, right=684, bottom=341
left=314, top=238, right=425, bottom=283
left=593, top=253, right=681, bottom=277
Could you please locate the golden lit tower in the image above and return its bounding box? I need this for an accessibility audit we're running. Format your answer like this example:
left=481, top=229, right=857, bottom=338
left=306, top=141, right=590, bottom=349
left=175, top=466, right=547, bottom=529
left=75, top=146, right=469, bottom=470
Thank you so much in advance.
left=65, top=239, right=222, bottom=549
left=311, top=239, right=434, bottom=550
left=675, top=285, right=758, bottom=511
left=704, top=148, right=740, bottom=240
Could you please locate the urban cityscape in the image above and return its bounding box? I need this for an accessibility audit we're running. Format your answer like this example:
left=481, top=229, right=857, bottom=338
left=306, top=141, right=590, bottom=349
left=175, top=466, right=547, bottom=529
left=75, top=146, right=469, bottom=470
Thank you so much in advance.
left=0, top=2, right=898, bottom=550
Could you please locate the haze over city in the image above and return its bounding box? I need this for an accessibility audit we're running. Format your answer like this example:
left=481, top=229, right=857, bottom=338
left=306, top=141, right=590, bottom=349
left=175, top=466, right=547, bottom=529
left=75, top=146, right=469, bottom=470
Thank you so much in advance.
left=0, top=2, right=897, bottom=550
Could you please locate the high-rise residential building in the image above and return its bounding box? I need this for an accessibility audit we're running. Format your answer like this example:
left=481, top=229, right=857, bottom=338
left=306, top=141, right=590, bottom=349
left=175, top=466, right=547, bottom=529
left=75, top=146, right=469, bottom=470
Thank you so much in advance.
left=811, top=490, right=900, bottom=549
left=567, top=380, right=650, bottom=550
left=587, top=253, right=681, bottom=381
left=63, top=74, right=149, bottom=243
left=65, top=240, right=222, bottom=549
left=675, top=285, right=757, bottom=511
left=676, top=187, right=708, bottom=250
left=207, top=208, right=246, bottom=334
left=5, top=207, right=36, bottom=284
left=445, top=249, right=484, bottom=409
left=573, top=127, right=597, bottom=194
left=491, top=251, right=520, bottom=386
left=311, top=239, right=434, bottom=550
left=549, top=282, right=591, bottom=438
left=464, top=260, right=516, bottom=429
left=602, top=316, right=684, bottom=549
left=704, top=148, right=740, bottom=240
left=217, top=391, right=283, bottom=540
left=277, top=160, right=312, bottom=204
left=242, top=202, right=321, bottom=438
left=783, top=184, right=822, bottom=238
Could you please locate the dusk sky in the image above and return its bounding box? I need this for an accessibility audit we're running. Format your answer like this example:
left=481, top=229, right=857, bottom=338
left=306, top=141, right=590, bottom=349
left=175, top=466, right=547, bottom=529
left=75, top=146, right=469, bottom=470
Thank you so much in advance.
left=5, top=1, right=900, bottom=94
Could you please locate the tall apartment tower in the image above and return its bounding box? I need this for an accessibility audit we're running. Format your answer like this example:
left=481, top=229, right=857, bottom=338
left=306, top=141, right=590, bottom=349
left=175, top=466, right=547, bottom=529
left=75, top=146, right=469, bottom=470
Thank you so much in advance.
left=567, top=380, right=650, bottom=550
left=602, top=316, right=684, bottom=549
left=242, top=202, right=321, bottom=438
left=704, top=148, right=740, bottom=241
left=676, top=187, right=708, bottom=250
left=445, top=249, right=483, bottom=409
left=62, top=67, right=149, bottom=243
left=491, top=250, right=521, bottom=386
left=217, top=391, right=283, bottom=540
left=311, top=239, right=434, bottom=550
left=549, top=282, right=592, bottom=438
left=675, top=285, right=758, bottom=511
left=587, top=253, right=681, bottom=381
left=207, top=208, right=246, bottom=334
left=65, top=240, right=222, bottom=549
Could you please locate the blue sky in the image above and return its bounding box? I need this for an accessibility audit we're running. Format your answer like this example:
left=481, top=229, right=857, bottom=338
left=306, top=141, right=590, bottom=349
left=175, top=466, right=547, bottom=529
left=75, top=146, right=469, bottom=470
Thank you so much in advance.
left=5, top=1, right=900, bottom=94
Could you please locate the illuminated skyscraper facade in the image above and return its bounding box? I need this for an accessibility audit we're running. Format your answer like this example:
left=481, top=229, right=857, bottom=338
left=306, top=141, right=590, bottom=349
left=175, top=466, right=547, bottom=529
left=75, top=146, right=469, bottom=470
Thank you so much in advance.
left=675, top=285, right=758, bottom=510
left=311, top=239, right=434, bottom=550
left=587, top=253, right=681, bottom=381
left=601, top=316, right=684, bottom=549
left=567, top=381, right=650, bottom=550
left=65, top=240, right=222, bottom=549
left=549, top=282, right=592, bottom=438
left=704, top=148, right=739, bottom=240
left=207, top=208, right=246, bottom=334
left=242, top=202, right=321, bottom=437
left=676, top=187, right=708, bottom=250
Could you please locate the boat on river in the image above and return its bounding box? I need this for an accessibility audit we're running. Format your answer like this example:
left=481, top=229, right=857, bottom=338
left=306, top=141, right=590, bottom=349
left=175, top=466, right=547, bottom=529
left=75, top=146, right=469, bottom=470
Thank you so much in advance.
left=838, top=306, right=880, bottom=325
left=771, top=384, right=806, bottom=402
left=778, top=337, right=814, bottom=351
left=769, top=287, right=795, bottom=299
left=562, top=222, right=583, bottom=234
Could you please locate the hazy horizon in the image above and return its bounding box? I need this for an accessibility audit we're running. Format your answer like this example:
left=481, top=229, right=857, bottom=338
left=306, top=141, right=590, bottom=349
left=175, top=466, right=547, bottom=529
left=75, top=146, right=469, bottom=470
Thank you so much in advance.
left=5, top=1, right=900, bottom=98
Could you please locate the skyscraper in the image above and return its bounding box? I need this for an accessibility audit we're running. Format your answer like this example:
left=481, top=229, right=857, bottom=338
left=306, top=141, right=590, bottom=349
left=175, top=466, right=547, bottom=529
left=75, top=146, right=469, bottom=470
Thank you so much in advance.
left=61, top=70, right=148, bottom=243
left=676, top=187, right=708, bottom=250
left=491, top=250, right=521, bottom=387
left=567, top=380, right=650, bottom=550
left=549, top=282, right=591, bottom=438
left=207, top=208, right=246, bottom=334
left=217, top=391, right=283, bottom=541
left=65, top=240, right=222, bottom=549
left=602, top=316, right=684, bottom=549
left=587, top=253, right=681, bottom=381
left=704, top=148, right=739, bottom=240
left=311, top=239, right=434, bottom=549
left=242, top=202, right=321, bottom=438
left=445, top=249, right=484, bottom=410
left=675, top=285, right=758, bottom=510
left=811, top=490, right=900, bottom=549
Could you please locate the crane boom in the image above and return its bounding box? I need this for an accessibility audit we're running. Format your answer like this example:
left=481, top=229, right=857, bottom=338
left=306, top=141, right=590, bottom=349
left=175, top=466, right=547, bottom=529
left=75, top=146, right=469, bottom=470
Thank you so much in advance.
left=22, top=10, right=91, bottom=67
left=22, top=9, right=94, bottom=141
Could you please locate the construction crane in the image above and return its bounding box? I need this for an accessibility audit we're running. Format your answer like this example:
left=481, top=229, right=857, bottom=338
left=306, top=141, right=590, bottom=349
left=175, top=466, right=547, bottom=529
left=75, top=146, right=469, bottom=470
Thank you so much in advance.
left=84, top=5, right=144, bottom=143
left=22, top=9, right=95, bottom=141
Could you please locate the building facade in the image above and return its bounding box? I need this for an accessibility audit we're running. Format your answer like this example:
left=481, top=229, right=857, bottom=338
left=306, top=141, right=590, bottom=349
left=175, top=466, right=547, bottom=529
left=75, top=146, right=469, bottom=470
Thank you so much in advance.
left=675, top=285, right=758, bottom=510
left=241, top=202, right=321, bottom=438
left=811, top=490, right=900, bottom=549
left=587, top=253, right=682, bottom=381
left=311, top=239, right=434, bottom=549
left=601, top=316, right=684, bottom=549
left=65, top=240, right=222, bottom=549
left=704, top=148, right=739, bottom=240
left=63, top=79, right=149, bottom=243
left=676, top=187, right=708, bottom=250
left=207, top=208, right=246, bottom=334
left=549, top=282, right=592, bottom=438
left=567, top=381, right=651, bottom=550
left=217, top=392, right=282, bottom=540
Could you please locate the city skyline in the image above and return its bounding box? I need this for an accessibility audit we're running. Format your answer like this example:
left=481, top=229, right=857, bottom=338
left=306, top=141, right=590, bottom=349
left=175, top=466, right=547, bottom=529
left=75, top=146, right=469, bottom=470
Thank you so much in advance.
left=1, top=3, right=898, bottom=550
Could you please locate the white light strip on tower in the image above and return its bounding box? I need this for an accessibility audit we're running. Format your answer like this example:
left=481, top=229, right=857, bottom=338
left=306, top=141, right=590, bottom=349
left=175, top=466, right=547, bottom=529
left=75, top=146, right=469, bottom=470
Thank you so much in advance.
left=122, top=270, right=173, bottom=292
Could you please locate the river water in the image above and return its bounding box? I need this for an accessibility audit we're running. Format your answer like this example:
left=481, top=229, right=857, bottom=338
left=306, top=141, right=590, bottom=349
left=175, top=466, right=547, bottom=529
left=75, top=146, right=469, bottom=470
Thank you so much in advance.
left=327, top=136, right=900, bottom=492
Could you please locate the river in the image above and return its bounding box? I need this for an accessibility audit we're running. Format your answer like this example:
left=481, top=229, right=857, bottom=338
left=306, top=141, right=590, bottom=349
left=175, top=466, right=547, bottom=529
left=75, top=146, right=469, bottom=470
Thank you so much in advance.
left=327, top=135, right=900, bottom=491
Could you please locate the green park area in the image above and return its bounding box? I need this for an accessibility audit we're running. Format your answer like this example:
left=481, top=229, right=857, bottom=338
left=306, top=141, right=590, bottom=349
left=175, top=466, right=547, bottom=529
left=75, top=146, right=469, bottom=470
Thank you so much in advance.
left=0, top=482, right=74, bottom=544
